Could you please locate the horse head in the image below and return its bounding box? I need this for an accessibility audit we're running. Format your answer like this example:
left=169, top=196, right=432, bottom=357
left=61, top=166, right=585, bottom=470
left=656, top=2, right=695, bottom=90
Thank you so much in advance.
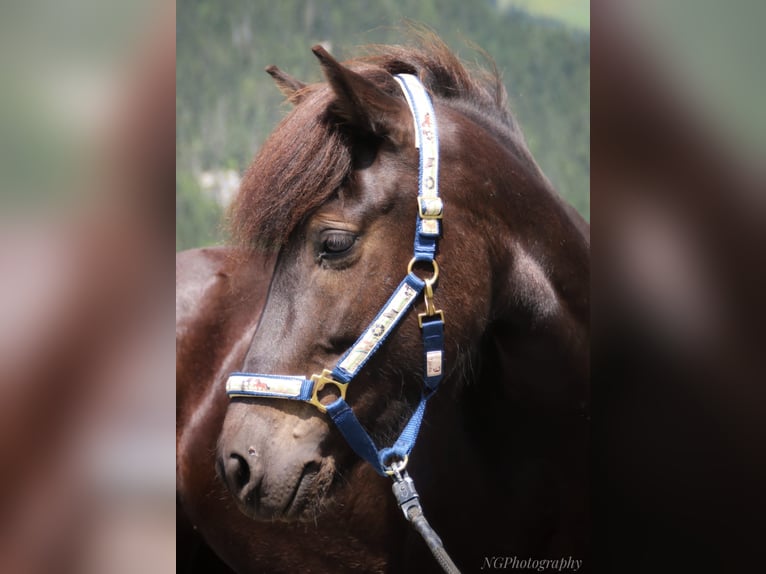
left=217, top=38, right=589, bottom=541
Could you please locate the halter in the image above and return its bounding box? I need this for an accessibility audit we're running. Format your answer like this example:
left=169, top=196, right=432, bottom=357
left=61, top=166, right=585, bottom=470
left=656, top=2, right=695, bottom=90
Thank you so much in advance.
left=225, top=74, right=460, bottom=574
left=225, top=74, right=445, bottom=476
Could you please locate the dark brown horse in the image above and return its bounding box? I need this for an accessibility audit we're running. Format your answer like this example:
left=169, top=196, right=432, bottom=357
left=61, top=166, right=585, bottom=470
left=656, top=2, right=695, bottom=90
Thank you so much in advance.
left=177, top=34, right=589, bottom=573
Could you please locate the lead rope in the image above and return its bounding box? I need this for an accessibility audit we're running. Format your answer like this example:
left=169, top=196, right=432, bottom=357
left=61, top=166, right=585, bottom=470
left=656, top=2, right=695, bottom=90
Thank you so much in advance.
left=389, top=461, right=461, bottom=574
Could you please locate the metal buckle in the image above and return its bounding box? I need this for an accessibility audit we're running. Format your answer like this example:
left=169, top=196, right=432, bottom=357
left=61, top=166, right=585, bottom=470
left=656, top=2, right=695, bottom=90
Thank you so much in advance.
left=412, top=267, right=444, bottom=327
left=418, top=309, right=445, bottom=328
left=309, top=369, right=348, bottom=413
left=418, top=197, right=443, bottom=220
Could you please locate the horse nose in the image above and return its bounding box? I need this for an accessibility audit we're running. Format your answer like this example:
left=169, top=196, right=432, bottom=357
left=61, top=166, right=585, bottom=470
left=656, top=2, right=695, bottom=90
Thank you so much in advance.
left=221, top=447, right=262, bottom=497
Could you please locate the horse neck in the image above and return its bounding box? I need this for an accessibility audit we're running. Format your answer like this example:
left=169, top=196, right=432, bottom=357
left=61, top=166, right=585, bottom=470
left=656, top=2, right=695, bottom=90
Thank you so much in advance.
left=442, top=100, right=589, bottom=315
left=444, top=108, right=590, bottom=425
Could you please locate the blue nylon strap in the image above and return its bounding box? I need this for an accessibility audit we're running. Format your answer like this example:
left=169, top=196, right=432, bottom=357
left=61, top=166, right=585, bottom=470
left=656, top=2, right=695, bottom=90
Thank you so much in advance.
left=414, top=227, right=439, bottom=262
left=326, top=394, right=430, bottom=477
left=378, top=396, right=428, bottom=465
left=331, top=273, right=424, bottom=385
left=420, top=317, right=445, bottom=391
left=326, top=398, right=387, bottom=475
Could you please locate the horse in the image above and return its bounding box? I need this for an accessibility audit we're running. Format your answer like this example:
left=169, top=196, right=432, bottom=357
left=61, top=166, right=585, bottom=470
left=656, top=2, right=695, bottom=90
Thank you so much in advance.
left=177, top=33, right=589, bottom=573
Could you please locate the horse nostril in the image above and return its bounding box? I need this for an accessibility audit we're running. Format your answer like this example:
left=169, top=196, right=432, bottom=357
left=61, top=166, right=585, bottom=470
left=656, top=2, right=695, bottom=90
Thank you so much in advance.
left=225, top=452, right=251, bottom=493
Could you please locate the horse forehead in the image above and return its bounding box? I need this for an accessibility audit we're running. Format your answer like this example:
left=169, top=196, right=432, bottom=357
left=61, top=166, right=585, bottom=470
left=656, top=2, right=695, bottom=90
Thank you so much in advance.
left=347, top=149, right=414, bottom=202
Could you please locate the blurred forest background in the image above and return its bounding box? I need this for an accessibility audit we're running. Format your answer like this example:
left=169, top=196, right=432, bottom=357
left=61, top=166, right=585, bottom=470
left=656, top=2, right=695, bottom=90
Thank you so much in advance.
left=176, top=0, right=589, bottom=250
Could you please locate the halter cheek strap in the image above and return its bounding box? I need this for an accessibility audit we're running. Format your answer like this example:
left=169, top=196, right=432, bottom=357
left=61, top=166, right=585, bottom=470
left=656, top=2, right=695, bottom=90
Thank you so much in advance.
left=225, top=74, right=445, bottom=476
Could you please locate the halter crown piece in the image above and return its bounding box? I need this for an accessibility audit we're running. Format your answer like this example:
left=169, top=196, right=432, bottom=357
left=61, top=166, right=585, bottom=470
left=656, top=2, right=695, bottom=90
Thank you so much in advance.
left=225, top=74, right=445, bottom=476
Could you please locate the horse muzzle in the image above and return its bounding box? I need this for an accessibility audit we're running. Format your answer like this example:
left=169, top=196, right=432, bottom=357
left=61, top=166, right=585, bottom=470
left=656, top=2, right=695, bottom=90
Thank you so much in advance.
left=217, top=401, right=335, bottom=521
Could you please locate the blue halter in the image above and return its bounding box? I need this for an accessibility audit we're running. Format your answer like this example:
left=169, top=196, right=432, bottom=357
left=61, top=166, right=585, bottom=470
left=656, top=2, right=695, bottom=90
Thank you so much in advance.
left=226, top=74, right=445, bottom=476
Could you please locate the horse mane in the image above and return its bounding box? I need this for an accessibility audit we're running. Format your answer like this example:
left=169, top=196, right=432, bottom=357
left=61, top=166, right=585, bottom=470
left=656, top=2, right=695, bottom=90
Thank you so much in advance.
left=229, top=30, right=537, bottom=251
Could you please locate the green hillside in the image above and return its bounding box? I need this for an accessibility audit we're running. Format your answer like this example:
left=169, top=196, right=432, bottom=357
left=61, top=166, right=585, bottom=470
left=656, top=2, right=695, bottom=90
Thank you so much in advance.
left=177, top=0, right=589, bottom=250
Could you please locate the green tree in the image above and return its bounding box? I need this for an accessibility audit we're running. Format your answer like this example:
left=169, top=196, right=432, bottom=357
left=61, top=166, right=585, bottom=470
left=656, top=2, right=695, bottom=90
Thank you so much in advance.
left=176, top=171, right=224, bottom=251
left=176, top=0, right=590, bottom=251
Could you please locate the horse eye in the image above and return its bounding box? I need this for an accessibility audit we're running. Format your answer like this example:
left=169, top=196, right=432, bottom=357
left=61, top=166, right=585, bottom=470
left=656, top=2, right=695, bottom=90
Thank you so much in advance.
left=320, top=231, right=356, bottom=256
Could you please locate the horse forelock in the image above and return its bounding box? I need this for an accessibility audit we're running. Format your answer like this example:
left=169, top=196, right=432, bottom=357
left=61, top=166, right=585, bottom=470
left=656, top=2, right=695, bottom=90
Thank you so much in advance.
left=229, top=85, right=352, bottom=252
left=229, top=30, right=533, bottom=252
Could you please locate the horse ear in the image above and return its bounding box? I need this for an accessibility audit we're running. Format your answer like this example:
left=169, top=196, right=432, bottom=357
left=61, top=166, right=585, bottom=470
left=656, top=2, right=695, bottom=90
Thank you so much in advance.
left=312, top=45, right=409, bottom=144
left=265, top=65, right=307, bottom=104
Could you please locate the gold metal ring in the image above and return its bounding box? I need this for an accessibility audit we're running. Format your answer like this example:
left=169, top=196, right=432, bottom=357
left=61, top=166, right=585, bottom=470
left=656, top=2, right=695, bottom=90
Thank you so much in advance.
left=407, top=258, right=439, bottom=283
